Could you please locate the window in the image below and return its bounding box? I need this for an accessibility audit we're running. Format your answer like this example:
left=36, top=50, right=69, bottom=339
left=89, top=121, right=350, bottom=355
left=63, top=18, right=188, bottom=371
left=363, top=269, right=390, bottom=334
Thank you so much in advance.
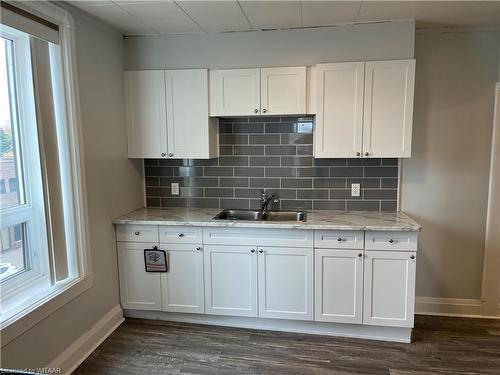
left=1, top=1, right=92, bottom=345
left=0, top=24, right=51, bottom=301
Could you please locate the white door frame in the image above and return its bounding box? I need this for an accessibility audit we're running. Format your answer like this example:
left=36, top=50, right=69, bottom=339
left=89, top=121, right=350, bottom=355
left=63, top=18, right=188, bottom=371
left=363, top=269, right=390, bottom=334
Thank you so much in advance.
left=481, top=82, right=500, bottom=317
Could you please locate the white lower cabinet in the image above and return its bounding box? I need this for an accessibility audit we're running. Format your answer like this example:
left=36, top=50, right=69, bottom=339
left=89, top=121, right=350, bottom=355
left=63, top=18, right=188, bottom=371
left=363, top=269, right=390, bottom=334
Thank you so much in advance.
left=314, top=249, right=364, bottom=324
left=160, top=244, right=204, bottom=314
left=117, top=242, right=162, bottom=311
left=258, top=247, right=313, bottom=320
left=116, top=225, right=418, bottom=339
left=363, top=250, right=416, bottom=327
left=204, top=245, right=258, bottom=317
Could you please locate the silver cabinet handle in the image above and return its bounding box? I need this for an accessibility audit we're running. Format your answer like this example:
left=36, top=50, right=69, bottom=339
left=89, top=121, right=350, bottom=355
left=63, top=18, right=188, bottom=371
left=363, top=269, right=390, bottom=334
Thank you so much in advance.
left=358, top=253, right=363, bottom=258
left=365, top=152, right=369, bottom=156
left=356, top=152, right=360, bottom=156
left=134, top=231, right=140, bottom=236
left=251, top=249, right=256, bottom=253
left=169, top=153, right=174, bottom=157
left=178, top=233, right=184, bottom=237
left=254, top=109, right=259, bottom=113
left=262, top=109, right=267, bottom=113
left=161, top=152, right=166, bottom=157
left=337, top=237, right=343, bottom=242
left=389, top=239, right=394, bottom=244
left=259, top=249, right=264, bottom=253
left=410, top=254, right=415, bottom=260
left=196, top=246, right=201, bottom=251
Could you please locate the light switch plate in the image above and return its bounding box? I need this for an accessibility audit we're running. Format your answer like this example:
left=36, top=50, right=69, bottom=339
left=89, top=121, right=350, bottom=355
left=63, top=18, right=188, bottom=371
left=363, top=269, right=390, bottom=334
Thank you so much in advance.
left=351, top=183, right=360, bottom=197
left=171, top=183, right=179, bottom=195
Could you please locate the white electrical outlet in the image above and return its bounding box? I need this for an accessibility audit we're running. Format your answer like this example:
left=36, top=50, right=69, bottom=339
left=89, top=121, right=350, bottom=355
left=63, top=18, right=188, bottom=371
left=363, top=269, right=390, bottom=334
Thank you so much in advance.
left=171, top=182, right=179, bottom=196
left=351, top=183, right=360, bottom=197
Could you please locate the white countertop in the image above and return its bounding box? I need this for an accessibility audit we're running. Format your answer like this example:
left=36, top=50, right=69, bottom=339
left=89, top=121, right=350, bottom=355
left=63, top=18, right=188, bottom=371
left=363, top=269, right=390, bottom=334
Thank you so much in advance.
left=113, top=207, right=421, bottom=232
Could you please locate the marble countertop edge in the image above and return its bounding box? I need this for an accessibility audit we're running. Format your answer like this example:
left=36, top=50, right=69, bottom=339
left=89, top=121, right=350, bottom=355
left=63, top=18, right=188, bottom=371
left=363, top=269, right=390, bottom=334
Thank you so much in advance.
left=112, top=207, right=422, bottom=232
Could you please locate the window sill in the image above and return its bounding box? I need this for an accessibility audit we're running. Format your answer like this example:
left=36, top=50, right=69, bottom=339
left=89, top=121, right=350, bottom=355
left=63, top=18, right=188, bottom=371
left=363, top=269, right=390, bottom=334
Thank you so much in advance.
left=0, top=273, right=93, bottom=347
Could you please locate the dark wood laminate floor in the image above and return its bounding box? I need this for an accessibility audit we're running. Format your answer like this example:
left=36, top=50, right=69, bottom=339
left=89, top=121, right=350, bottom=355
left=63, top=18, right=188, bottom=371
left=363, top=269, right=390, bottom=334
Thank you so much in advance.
left=74, top=315, right=500, bottom=375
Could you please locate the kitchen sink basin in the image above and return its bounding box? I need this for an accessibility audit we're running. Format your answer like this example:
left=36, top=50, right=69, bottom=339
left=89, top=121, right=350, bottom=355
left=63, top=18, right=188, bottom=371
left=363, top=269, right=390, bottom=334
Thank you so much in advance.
left=213, top=209, right=307, bottom=222
left=262, top=210, right=307, bottom=222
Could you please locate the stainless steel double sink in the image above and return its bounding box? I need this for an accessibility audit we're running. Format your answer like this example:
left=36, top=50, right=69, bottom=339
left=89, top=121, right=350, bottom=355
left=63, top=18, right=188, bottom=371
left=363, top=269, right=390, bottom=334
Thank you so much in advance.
left=213, top=209, right=307, bottom=222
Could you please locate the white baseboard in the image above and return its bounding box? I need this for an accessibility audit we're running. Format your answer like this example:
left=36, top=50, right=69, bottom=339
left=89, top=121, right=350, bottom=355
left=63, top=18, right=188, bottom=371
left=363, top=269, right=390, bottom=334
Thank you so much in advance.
left=47, top=304, right=124, bottom=374
left=416, top=296, right=500, bottom=319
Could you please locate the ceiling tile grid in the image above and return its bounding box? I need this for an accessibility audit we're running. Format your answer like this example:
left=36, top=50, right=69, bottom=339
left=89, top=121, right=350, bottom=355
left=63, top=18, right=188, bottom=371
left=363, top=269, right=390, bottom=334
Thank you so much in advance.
left=67, top=1, right=500, bottom=36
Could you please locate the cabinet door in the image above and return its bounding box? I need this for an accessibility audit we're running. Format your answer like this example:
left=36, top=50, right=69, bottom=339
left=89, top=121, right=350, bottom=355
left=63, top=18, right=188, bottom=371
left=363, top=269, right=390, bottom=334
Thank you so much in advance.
left=257, top=247, right=313, bottom=320
left=166, top=69, right=216, bottom=159
left=363, top=250, right=416, bottom=327
left=117, top=242, right=161, bottom=311
left=314, top=249, right=363, bottom=323
left=160, top=244, right=204, bottom=314
left=314, top=62, right=364, bottom=158
left=124, top=71, right=167, bottom=158
left=204, top=245, right=258, bottom=317
left=210, top=69, right=260, bottom=116
left=363, top=60, right=415, bottom=158
left=261, top=67, right=306, bottom=115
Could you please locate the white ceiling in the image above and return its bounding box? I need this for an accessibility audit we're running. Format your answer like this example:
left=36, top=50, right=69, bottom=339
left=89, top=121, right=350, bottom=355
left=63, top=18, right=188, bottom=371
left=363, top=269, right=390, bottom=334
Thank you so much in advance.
left=68, top=1, right=500, bottom=36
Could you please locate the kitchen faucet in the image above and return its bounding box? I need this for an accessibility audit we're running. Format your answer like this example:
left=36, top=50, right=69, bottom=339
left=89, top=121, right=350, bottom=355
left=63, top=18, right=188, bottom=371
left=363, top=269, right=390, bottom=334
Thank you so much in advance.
left=260, top=190, right=276, bottom=213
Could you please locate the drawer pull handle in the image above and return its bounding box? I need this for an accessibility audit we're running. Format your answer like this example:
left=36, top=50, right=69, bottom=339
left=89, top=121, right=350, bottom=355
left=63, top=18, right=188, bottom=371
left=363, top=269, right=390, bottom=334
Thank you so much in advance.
left=410, top=255, right=415, bottom=260
left=259, top=249, right=264, bottom=254
left=251, top=249, right=256, bottom=253
left=178, top=233, right=184, bottom=237
left=337, top=237, right=343, bottom=242
left=196, top=247, right=202, bottom=251
left=134, top=231, right=140, bottom=236
left=358, top=253, right=363, bottom=258
left=388, top=239, right=394, bottom=244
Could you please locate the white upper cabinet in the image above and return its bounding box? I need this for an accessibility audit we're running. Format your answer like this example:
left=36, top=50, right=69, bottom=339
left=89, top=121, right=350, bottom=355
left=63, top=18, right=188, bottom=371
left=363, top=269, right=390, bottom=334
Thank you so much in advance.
left=363, top=60, right=415, bottom=158
left=314, top=59, right=415, bottom=159
left=124, top=69, right=218, bottom=159
left=209, top=67, right=307, bottom=116
left=261, top=67, right=306, bottom=115
left=314, top=62, right=364, bottom=158
left=363, top=250, right=416, bottom=328
left=166, top=69, right=218, bottom=159
left=124, top=71, right=167, bottom=159
left=210, top=68, right=261, bottom=116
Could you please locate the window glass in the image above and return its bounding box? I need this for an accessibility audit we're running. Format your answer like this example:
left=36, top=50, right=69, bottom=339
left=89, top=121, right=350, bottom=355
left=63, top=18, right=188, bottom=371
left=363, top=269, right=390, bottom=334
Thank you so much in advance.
left=0, top=36, right=22, bottom=209
left=0, top=223, right=26, bottom=281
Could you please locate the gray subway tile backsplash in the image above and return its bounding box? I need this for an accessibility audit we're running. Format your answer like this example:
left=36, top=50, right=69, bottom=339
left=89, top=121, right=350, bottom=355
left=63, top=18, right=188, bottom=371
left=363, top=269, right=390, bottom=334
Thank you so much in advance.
left=144, top=116, right=398, bottom=211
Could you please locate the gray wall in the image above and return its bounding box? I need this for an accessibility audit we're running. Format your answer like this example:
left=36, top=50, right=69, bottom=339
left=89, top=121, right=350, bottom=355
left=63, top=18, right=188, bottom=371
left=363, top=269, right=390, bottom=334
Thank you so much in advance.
left=402, top=30, right=499, bottom=300
left=124, top=20, right=415, bottom=69
left=0, top=6, right=143, bottom=369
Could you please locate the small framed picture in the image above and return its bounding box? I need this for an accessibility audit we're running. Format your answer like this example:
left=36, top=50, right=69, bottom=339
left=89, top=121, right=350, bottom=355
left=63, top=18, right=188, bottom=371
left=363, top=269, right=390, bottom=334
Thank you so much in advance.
left=144, top=248, right=167, bottom=272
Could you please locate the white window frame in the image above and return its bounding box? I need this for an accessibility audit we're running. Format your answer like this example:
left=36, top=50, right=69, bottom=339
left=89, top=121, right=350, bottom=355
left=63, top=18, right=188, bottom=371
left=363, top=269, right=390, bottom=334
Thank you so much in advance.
left=0, top=1, right=92, bottom=346
left=0, top=25, right=51, bottom=300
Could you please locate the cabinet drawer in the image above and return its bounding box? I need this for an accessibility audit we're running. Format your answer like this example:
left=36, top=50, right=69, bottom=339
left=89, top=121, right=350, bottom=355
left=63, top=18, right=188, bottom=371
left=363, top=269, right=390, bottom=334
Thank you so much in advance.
left=203, top=227, right=313, bottom=247
left=160, top=226, right=202, bottom=244
left=116, top=224, right=159, bottom=243
left=365, top=231, right=417, bottom=251
left=314, top=230, right=364, bottom=249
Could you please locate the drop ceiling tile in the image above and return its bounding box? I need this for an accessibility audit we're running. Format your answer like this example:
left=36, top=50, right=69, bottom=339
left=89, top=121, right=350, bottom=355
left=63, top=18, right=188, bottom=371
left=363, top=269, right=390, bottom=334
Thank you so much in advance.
left=239, top=1, right=302, bottom=30
left=176, top=1, right=252, bottom=32
left=356, top=1, right=419, bottom=23
left=146, top=20, right=204, bottom=34
left=115, top=0, right=190, bottom=22
left=302, top=1, right=361, bottom=27
left=69, top=2, right=158, bottom=35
